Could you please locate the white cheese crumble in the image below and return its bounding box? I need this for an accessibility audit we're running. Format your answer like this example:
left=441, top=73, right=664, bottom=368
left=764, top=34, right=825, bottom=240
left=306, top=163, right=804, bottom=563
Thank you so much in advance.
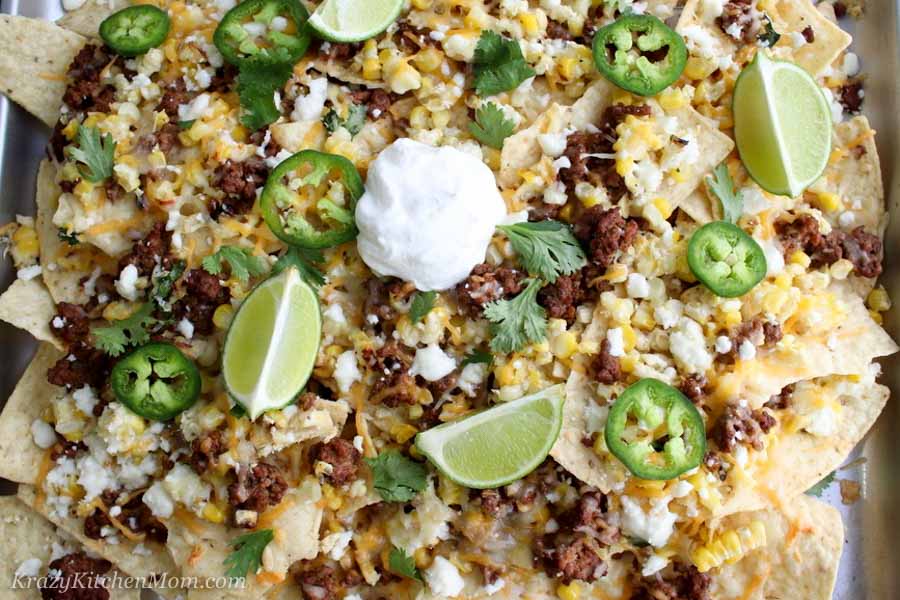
left=538, top=131, right=570, bottom=157
left=73, top=385, right=98, bottom=416
left=715, top=335, right=733, bottom=354
left=177, top=318, right=195, bottom=340
left=409, top=345, right=456, bottom=382
left=737, top=339, right=757, bottom=361
left=457, top=362, right=487, bottom=396
left=483, top=577, right=506, bottom=595
left=14, top=558, right=42, bottom=578
left=669, top=318, right=713, bottom=373
left=291, top=78, right=328, bottom=121
left=805, top=406, right=839, bottom=436
left=626, top=273, right=650, bottom=298
left=620, top=496, right=678, bottom=548
left=356, top=139, right=507, bottom=290
left=320, top=530, right=353, bottom=560
left=177, top=93, right=211, bottom=122
left=31, top=419, right=57, bottom=449
left=606, top=328, right=626, bottom=357
left=334, top=350, right=362, bottom=393
left=115, top=264, right=141, bottom=301
left=16, top=265, right=42, bottom=281
left=142, top=481, right=175, bottom=519
left=653, top=299, right=683, bottom=330
left=424, top=557, right=465, bottom=597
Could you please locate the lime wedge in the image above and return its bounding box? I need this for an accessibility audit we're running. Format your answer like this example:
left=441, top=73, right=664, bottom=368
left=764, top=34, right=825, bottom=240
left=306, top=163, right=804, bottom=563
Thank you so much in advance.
left=308, top=0, right=403, bottom=43
left=733, top=52, right=832, bottom=197
left=415, top=385, right=565, bottom=489
left=223, top=267, right=321, bottom=420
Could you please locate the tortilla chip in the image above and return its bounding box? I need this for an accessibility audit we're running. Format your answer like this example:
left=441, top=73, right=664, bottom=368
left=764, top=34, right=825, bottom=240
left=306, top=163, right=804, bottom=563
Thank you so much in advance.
left=0, top=16, right=85, bottom=127
left=0, top=278, right=63, bottom=350
left=17, top=485, right=184, bottom=598
left=35, top=160, right=91, bottom=305
left=0, top=496, right=140, bottom=599
left=712, top=282, right=897, bottom=407
left=825, top=115, right=884, bottom=233
left=718, top=377, right=888, bottom=516
left=711, top=495, right=843, bottom=600
left=499, top=79, right=733, bottom=213
left=56, top=0, right=128, bottom=38
left=260, top=479, right=323, bottom=574
left=0, top=343, right=65, bottom=484
left=677, top=0, right=850, bottom=78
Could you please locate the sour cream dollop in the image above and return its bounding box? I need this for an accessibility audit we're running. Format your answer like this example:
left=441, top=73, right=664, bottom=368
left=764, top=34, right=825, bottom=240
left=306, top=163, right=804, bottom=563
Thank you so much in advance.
left=355, top=139, right=507, bottom=291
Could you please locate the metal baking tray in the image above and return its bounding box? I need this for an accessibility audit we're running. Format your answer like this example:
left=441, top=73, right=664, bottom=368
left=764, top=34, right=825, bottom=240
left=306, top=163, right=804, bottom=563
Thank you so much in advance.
left=1, top=0, right=898, bottom=598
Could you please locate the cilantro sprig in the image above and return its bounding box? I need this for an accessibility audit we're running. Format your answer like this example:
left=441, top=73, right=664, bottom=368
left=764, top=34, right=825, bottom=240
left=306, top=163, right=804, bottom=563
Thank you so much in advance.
left=202, top=246, right=267, bottom=283
left=461, top=349, right=493, bottom=367
left=151, top=260, right=186, bottom=311
left=468, top=102, right=516, bottom=149
left=224, top=529, right=274, bottom=578
left=237, top=61, right=292, bottom=131
left=483, top=278, right=547, bottom=354
left=472, top=31, right=535, bottom=97
left=92, top=303, right=158, bottom=357
left=272, top=246, right=326, bottom=287
left=805, top=471, right=836, bottom=497
left=757, top=17, right=781, bottom=48
left=388, top=547, right=422, bottom=581
left=498, top=220, right=586, bottom=283
left=323, top=104, right=367, bottom=136
left=66, top=126, right=116, bottom=183
left=365, top=450, right=428, bottom=503
left=706, top=163, right=743, bottom=224
left=409, top=291, right=437, bottom=324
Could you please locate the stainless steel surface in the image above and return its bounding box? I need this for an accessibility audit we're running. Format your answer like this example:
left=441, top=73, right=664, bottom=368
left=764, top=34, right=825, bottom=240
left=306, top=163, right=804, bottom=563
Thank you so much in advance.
left=0, top=1, right=898, bottom=598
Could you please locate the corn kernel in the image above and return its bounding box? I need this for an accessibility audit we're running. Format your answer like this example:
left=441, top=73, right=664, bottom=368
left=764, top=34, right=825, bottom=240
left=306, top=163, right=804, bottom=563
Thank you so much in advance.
left=62, top=119, right=80, bottom=141
left=391, top=423, right=418, bottom=444
left=212, top=304, right=234, bottom=330
left=868, top=286, right=892, bottom=312
left=103, top=302, right=138, bottom=322
left=685, top=56, right=717, bottom=80
left=653, top=197, right=673, bottom=220
left=616, top=156, right=634, bottom=177
left=412, top=46, right=443, bottom=72
left=557, top=56, right=577, bottom=80
left=814, top=191, right=842, bottom=213
left=551, top=331, right=578, bottom=360
left=409, top=106, right=430, bottom=129
left=723, top=311, right=742, bottom=327
left=789, top=251, right=811, bottom=268
left=411, top=0, right=431, bottom=9
left=363, top=58, right=381, bottom=80
left=620, top=324, right=637, bottom=352
left=202, top=503, right=226, bottom=524
left=557, top=580, right=581, bottom=599
left=431, top=109, right=451, bottom=129
left=619, top=353, right=637, bottom=373
left=658, top=87, right=687, bottom=111
left=519, top=13, right=539, bottom=36
left=773, top=272, right=792, bottom=290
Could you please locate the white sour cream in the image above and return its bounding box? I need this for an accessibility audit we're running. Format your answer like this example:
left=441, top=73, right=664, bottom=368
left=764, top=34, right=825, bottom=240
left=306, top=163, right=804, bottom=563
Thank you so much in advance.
left=355, top=139, right=507, bottom=291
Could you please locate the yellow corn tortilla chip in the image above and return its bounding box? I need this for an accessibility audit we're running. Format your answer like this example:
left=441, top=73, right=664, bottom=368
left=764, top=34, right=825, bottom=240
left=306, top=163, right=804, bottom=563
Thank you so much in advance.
left=718, top=376, right=888, bottom=516
left=677, top=0, right=851, bottom=78
left=17, top=485, right=184, bottom=599
left=35, top=160, right=91, bottom=305
left=0, top=16, right=85, bottom=127
left=0, top=278, right=63, bottom=350
left=711, top=495, right=843, bottom=600
left=0, top=343, right=66, bottom=484
left=499, top=79, right=733, bottom=212
left=56, top=0, right=128, bottom=39
left=0, top=496, right=140, bottom=600
left=712, top=282, right=897, bottom=407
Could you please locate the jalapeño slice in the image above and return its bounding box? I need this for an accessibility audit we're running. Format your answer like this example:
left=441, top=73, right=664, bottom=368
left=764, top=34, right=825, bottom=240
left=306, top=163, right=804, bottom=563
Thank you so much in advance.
left=213, top=0, right=312, bottom=67
left=111, top=342, right=201, bottom=421
left=261, top=150, right=364, bottom=249
left=99, top=5, right=171, bottom=57
left=592, top=14, right=687, bottom=97
left=688, top=221, right=767, bottom=298
left=604, top=378, right=706, bottom=480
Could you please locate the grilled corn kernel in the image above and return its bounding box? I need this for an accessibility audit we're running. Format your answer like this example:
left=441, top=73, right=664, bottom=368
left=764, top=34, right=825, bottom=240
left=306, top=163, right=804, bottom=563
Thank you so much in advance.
left=103, top=302, right=138, bottom=322
left=789, top=251, right=811, bottom=268
left=723, top=310, right=742, bottom=327
left=212, top=304, right=234, bottom=330
left=814, top=191, right=841, bottom=213
left=11, top=226, right=39, bottom=263
left=412, top=46, right=443, bottom=72
left=362, top=58, right=381, bottom=81
left=391, top=423, right=419, bottom=444
left=431, top=109, right=451, bottom=129
left=868, top=286, right=891, bottom=312
left=519, top=13, right=540, bottom=36
left=685, top=56, right=718, bottom=80
left=659, top=87, right=688, bottom=111
left=201, top=503, right=226, bottom=524
left=385, top=60, right=422, bottom=94
left=557, top=581, right=582, bottom=600
left=653, top=197, right=673, bottom=220
left=557, top=56, right=578, bottom=80
left=551, top=331, right=579, bottom=360
left=411, top=0, right=431, bottom=9
left=691, top=521, right=766, bottom=572
left=409, top=106, right=430, bottom=130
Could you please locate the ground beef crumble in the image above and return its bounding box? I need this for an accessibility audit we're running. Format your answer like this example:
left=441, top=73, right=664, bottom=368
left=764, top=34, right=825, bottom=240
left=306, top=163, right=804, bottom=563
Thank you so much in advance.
left=456, top=263, right=525, bottom=315
left=118, top=222, right=172, bottom=278
left=712, top=404, right=776, bottom=453
left=537, top=490, right=617, bottom=583
left=211, top=157, right=269, bottom=217
left=363, top=341, right=417, bottom=407
left=39, top=552, right=112, bottom=600
left=632, top=563, right=711, bottom=600
left=311, top=438, right=361, bottom=486
left=775, top=215, right=882, bottom=277
left=228, top=462, right=289, bottom=514
left=716, top=0, right=764, bottom=43
left=173, top=269, right=231, bottom=335
left=62, top=44, right=117, bottom=115
left=50, top=302, right=91, bottom=346
left=574, top=206, right=640, bottom=270
left=591, top=339, right=622, bottom=385
left=189, top=429, right=225, bottom=474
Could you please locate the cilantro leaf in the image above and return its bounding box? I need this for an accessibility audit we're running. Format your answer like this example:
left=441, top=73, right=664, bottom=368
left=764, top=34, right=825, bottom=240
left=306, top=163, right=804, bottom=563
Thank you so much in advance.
left=202, top=246, right=268, bottom=283
left=323, top=104, right=368, bottom=136
left=66, top=126, right=115, bottom=184
left=224, top=529, right=274, bottom=578
left=472, top=30, right=535, bottom=97
left=272, top=246, right=326, bottom=287
left=237, top=61, right=292, bottom=131
left=468, top=102, right=516, bottom=149
left=757, top=17, right=781, bottom=48
left=151, top=260, right=186, bottom=311
left=92, top=303, right=157, bottom=357
left=461, top=349, right=493, bottom=367
left=805, top=471, right=836, bottom=497
left=389, top=547, right=422, bottom=581
left=178, top=119, right=196, bottom=130
left=365, top=450, right=428, bottom=503
left=409, top=291, right=437, bottom=324
left=498, top=220, right=586, bottom=283
left=58, top=229, right=80, bottom=245
left=483, top=278, right=547, bottom=354
left=706, top=163, right=743, bottom=224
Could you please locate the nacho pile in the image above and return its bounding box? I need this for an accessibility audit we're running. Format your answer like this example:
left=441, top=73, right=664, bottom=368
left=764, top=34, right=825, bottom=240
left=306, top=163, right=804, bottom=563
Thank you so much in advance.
left=0, top=0, right=892, bottom=599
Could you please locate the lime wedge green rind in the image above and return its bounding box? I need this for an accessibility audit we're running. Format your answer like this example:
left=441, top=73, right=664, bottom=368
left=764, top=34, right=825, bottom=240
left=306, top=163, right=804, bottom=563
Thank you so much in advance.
left=415, top=385, right=566, bottom=489
left=308, top=0, right=404, bottom=43
left=733, top=52, right=831, bottom=198
left=223, top=267, right=321, bottom=420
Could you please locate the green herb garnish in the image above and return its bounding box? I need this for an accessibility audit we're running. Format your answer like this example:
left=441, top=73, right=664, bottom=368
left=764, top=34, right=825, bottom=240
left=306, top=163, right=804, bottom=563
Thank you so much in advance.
left=472, top=30, right=535, bottom=97
left=66, top=126, right=116, bottom=184
left=498, top=220, right=586, bottom=283
left=483, top=278, right=547, bottom=354
left=365, top=450, right=428, bottom=503
left=237, top=61, right=292, bottom=131
left=468, top=102, right=516, bottom=149
left=272, top=246, right=326, bottom=287
left=409, top=291, right=437, bottom=324
left=706, top=163, right=743, bottom=224
left=388, top=547, right=422, bottom=581
left=92, top=303, right=158, bottom=357
left=202, top=246, right=267, bottom=283
left=224, top=529, right=274, bottom=578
